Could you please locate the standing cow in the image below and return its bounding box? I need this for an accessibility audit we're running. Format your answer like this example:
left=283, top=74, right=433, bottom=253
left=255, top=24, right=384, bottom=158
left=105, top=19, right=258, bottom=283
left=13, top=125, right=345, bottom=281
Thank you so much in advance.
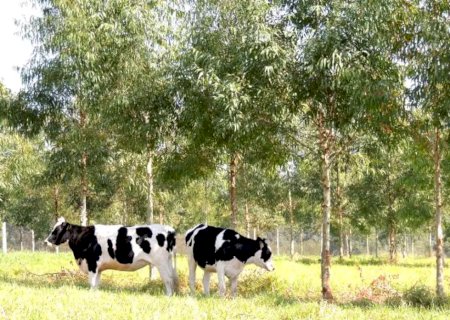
left=45, top=217, right=177, bottom=296
left=185, top=224, right=274, bottom=297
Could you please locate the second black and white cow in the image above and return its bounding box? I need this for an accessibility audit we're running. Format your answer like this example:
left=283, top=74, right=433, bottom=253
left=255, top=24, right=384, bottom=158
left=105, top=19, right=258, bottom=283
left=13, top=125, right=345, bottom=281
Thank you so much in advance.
left=45, top=217, right=177, bottom=295
left=185, top=224, right=274, bottom=297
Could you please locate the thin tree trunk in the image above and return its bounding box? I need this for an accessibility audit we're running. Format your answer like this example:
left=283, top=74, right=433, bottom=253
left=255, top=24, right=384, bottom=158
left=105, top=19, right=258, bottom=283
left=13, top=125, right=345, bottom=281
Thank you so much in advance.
left=80, top=109, right=88, bottom=227
left=146, top=151, right=154, bottom=224
left=348, top=229, right=353, bottom=258
left=366, top=234, right=370, bottom=256
left=80, top=151, right=88, bottom=226
left=20, top=227, right=23, bottom=251
left=388, top=223, right=397, bottom=263
left=387, top=167, right=397, bottom=263
left=245, top=201, right=251, bottom=238
left=411, top=235, right=415, bottom=257
left=319, top=115, right=333, bottom=301
left=344, top=232, right=349, bottom=257
left=375, top=229, right=379, bottom=258
left=433, top=127, right=445, bottom=298
left=289, top=188, right=295, bottom=258
left=428, top=228, right=433, bottom=258
left=229, top=153, right=238, bottom=229
left=276, top=228, right=280, bottom=256
left=300, top=227, right=304, bottom=256
left=204, top=180, right=209, bottom=224
left=336, top=163, right=344, bottom=259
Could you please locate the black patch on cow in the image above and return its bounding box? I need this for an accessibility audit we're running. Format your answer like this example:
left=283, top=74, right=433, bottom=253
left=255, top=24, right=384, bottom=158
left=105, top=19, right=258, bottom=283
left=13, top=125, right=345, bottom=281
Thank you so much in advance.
left=166, top=231, right=176, bottom=252
left=136, top=227, right=152, bottom=254
left=156, top=234, right=165, bottom=247
left=107, top=239, right=115, bottom=259
left=185, top=224, right=204, bottom=245
left=65, top=224, right=102, bottom=273
left=115, top=227, right=134, bottom=264
left=259, top=239, right=272, bottom=262
left=191, top=226, right=264, bottom=268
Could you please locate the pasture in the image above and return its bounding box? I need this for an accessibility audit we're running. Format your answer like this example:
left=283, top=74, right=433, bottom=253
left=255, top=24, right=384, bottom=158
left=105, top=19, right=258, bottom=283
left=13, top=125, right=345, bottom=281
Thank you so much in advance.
left=0, top=252, right=449, bottom=319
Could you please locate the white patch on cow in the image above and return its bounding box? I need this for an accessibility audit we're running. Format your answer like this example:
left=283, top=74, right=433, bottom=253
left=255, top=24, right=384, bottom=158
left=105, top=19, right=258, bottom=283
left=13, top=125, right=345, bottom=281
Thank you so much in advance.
left=214, top=230, right=227, bottom=252
left=247, top=249, right=275, bottom=271
left=235, top=234, right=240, bottom=239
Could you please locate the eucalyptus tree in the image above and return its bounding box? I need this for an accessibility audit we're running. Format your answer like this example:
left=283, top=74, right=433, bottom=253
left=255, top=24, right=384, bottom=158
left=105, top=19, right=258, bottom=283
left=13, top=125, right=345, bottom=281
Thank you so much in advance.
left=406, top=1, right=450, bottom=298
left=175, top=0, right=292, bottom=228
left=284, top=0, right=405, bottom=300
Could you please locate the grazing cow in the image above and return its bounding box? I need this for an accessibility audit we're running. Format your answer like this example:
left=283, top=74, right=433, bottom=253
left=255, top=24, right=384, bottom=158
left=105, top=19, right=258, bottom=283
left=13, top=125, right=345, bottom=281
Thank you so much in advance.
left=45, top=217, right=177, bottom=296
left=185, top=224, right=274, bottom=297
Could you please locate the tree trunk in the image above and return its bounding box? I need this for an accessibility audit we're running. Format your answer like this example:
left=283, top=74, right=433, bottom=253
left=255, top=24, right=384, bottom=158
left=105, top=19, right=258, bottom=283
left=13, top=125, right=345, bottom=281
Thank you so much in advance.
left=319, top=115, right=333, bottom=301
left=289, top=188, right=295, bottom=258
left=348, top=229, right=353, bottom=258
left=276, top=228, right=280, bottom=256
left=80, top=151, right=88, bottom=226
left=387, top=168, right=397, bottom=263
left=428, top=228, right=433, bottom=258
left=366, top=234, right=370, bottom=256
left=336, top=163, right=344, bottom=259
left=344, top=232, right=350, bottom=257
left=388, top=223, right=397, bottom=263
left=20, top=227, right=24, bottom=251
left=79, top=109, right=88, bottom=227
left=433, top=127, right=445, bottom=298
left=54, top=186, right=59, bottom=220
left=245, top=201, right=251, bottom=238
left=375, top=229, right=379, bottom=258
left=300, top=228, right=304, bottom=256
left=229, top=153, right=238, bottom=229
left=146, top=151, right=154, bottom=224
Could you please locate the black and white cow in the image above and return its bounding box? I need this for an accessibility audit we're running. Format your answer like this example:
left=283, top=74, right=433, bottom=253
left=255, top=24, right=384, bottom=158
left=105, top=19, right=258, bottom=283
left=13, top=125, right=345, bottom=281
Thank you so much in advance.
left=45, top=217, right=177, bottom=296
left=185, top=224, right=274, bottom=297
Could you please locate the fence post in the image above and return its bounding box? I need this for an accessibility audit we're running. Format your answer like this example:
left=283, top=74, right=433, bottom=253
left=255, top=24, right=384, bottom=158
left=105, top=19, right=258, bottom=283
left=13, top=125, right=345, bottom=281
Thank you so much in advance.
left=31, top=230, right=35, bottom=252
left=2, top=222, right=6, bottom=254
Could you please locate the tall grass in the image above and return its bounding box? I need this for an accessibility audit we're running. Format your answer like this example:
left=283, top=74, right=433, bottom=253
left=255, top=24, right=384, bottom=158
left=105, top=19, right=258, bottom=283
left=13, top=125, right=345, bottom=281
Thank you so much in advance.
left=0, top=252, right=448, bottom=319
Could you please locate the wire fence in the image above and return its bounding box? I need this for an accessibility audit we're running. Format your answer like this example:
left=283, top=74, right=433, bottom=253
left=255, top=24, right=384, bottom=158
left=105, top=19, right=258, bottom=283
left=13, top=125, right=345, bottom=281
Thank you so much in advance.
left=0, top=222, right=445, bottom=258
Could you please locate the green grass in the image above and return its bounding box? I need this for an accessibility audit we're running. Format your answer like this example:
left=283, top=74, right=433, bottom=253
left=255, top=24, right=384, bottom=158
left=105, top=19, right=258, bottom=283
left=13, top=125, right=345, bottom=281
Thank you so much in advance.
left=0, top=252, right=449, bottom=319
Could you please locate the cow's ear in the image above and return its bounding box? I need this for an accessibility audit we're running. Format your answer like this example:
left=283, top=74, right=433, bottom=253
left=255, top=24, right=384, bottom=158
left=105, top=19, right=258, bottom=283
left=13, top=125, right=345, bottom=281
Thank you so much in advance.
left=258, top=238, right=264, bottom=249
left=57, top=217, right=65, bottom=224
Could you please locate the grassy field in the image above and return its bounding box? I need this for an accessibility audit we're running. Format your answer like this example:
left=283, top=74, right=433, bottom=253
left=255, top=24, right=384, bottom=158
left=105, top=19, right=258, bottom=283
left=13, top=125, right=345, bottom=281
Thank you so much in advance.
left=0, top=252, right=449, bottom=319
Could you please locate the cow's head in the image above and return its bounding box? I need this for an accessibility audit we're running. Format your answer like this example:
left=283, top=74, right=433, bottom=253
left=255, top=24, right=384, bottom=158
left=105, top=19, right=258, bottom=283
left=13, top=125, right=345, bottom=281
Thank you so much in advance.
left=251, top=237, right=275, bottom=271
left=45, top=217, right=70, bottom=246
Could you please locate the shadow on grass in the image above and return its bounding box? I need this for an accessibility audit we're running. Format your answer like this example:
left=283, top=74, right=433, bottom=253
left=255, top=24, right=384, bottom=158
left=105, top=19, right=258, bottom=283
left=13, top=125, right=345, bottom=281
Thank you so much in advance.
left=291, top=256, right=435, bottom=268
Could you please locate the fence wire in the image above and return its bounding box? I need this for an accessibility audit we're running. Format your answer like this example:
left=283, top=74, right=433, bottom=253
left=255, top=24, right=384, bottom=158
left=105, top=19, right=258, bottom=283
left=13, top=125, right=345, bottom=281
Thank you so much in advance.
left=0, top=222, right=446, bottom=258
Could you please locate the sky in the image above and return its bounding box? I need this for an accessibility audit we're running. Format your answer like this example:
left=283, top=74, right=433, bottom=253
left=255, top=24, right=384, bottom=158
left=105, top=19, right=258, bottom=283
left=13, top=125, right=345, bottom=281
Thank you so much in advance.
left=0, top=1, right=37, bottom=93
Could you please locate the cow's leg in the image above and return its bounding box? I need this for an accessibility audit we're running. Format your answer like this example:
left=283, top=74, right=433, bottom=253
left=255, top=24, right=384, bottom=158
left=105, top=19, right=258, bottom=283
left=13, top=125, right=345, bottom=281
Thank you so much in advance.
left=230, top=276, right=238, bottom=297
left=202, top=271, right=211, bottom=296
left=156, top=264, right=174, bottom=296
left=188, top=255, right=197, bottom=295
left=88, top=271, right=101, bottom=289
left=216, top=262, right=226, bottom=297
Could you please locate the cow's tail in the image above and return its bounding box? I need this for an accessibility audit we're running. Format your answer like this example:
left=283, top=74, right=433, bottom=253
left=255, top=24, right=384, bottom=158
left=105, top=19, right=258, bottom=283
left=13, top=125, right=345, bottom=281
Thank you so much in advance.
left=167, top=229, right=179, bottom=293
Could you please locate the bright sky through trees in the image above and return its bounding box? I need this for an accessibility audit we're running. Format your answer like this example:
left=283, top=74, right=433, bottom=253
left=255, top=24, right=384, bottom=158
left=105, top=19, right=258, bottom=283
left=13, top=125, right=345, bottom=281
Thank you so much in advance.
left=0, top=1, right=36, bottom=93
